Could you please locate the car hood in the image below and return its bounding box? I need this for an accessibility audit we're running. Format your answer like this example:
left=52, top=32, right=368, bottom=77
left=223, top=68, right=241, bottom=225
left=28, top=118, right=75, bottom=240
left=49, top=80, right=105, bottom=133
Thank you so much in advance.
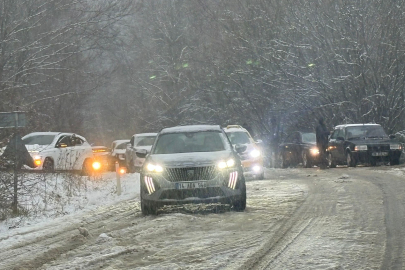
left=148, top=151, right=233, bottom=167
left=25, top=144, right=51, bottom=152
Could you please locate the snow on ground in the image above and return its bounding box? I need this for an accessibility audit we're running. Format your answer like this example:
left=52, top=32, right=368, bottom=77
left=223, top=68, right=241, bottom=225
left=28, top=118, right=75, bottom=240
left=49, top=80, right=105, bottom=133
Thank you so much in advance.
left=0, top=171, right=139, bottom=236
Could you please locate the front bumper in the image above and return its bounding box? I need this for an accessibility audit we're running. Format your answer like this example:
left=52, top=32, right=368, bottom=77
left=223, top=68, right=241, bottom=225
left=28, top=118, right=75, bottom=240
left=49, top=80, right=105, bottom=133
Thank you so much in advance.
left=141, top=170, right=244, bottom=206
left=352, top=149, right=401, bottom=162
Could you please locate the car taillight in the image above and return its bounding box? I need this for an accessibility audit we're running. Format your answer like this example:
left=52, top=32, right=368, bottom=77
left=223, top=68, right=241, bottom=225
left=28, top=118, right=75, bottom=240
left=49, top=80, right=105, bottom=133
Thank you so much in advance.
left=228, top=171, right=238, bottom=189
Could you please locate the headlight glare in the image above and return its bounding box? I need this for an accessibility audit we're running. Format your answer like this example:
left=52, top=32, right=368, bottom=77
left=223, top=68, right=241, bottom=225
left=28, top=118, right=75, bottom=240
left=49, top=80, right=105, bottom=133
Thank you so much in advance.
left=250, top=149, right=261, bottom=158
left=354, top=145, right=368, bottom=151
left=310, top=148, right=319, bottom=155
left=146, top=163, right=163, bottom=172
left=226, top=159, right=235, bottom=167
left=218, top=159, right=235, bottom=169
left=218, top=161, right=227, bottom=169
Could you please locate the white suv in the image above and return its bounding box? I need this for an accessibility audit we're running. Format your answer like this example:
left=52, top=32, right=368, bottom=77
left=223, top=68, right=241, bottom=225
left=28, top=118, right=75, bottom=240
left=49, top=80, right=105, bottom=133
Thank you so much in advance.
left=224, top=125, right=265, bottom=179
left=22, top=132, right=94, bottom=173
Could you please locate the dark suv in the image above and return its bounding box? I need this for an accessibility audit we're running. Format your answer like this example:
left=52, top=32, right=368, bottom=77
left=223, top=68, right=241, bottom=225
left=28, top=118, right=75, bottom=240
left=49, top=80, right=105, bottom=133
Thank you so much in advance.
left=137, top=125, right=247, bottom=215
left=278, top=131, right=319, bottom=168
left=327, top=124, right=402, bottom=167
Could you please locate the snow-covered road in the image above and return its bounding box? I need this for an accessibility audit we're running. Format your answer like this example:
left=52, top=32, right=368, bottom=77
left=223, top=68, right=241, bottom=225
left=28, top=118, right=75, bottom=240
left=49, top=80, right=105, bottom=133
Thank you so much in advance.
left=1, top=166, right=405, bottom=269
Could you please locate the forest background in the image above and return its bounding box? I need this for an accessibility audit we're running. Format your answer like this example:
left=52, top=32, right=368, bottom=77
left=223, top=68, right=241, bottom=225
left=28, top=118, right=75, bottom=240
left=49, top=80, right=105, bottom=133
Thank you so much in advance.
left=1, top=0, right=404, bottom=145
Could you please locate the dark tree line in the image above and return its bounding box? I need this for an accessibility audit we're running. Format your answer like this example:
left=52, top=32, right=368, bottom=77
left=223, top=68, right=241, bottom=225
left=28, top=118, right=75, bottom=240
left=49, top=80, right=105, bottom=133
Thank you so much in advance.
left=2, top=0, right=405, bottom=144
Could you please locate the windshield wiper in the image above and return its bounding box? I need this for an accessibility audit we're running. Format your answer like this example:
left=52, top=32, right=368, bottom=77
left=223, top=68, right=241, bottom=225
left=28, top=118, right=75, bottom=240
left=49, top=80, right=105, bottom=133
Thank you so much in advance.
left=366, top=136, right=386, bottom=139
left=347, top=136, right=363, bottom=140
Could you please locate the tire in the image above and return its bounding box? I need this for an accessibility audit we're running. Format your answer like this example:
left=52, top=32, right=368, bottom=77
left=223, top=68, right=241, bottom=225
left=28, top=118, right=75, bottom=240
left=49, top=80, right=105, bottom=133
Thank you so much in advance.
left=141, top=199, right=158, bottom=215
left=302, top=151, right=312, bottom=168
left=390, top=157, right=400, bottom=166
left=43, top=158, right=54, bottom=172
left=346, top=152, right=356, bottom=167
left=140, top=176, right=158, bottom=215
left=233, top=180, right=246, bottom=211
left=128, top=159, right=136, bottom=173
left=280, top=155, right=289, bottom=169
left=81, top=159, right=93, bottom=176
left=328, top=153, right=337, bottom=168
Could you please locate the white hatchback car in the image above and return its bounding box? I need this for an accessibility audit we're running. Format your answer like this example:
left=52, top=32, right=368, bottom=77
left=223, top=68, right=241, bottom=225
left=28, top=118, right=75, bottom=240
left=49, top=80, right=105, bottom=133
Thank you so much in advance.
left=22, top=132, right=94, bottom=173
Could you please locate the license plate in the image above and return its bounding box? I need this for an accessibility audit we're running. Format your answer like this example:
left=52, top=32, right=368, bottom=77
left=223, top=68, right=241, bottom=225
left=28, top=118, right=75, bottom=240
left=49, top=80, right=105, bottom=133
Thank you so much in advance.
left=175, top=181, right=207, bottom=190
left=372, top=152, right=388, bottom=156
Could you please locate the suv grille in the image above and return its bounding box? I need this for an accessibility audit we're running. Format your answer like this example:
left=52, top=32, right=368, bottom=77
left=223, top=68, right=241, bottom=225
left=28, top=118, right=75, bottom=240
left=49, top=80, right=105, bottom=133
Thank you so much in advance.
left=163, top=166, right=217, bottom=182
left=368, top=145, right=390, bottom=151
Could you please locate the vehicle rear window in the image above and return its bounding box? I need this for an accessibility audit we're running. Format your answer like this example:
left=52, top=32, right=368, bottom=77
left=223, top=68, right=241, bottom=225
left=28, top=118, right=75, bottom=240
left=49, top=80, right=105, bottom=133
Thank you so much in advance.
left=23, top=135, right=55, bottom=145
left=226, top=131, right=250, bottom=145
left=153, top=131, right=227, bottom=154
left=116, top=142, right=128, bottom=149
left=135, top=136, right=156, bottom=146
left=346, top=126, right=388, bottom=140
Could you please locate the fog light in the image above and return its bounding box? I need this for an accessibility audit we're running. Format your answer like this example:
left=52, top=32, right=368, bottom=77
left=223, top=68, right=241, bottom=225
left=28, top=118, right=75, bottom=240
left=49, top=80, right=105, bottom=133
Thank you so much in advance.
left=92, top=161, right=101, bottom=170
left=34, top=159, right=42, bottom=166
left=118, top=167, right=126, bottom=174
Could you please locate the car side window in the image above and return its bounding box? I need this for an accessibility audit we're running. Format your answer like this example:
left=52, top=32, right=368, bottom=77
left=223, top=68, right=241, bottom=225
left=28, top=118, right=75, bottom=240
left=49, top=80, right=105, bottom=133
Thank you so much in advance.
left=330, top=129, right=338, bottom=140
left=57, top=135, right=72, bottom=147
left=337, top=129, right=345, bottom=139
left=74, top=137, right=84, bottom=146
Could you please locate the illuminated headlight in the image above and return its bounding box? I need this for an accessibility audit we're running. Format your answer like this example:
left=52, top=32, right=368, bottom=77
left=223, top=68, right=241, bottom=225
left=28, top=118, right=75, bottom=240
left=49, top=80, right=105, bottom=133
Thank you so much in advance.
left=252, top=165, right=262, bottom=172
left=92, top=161, right=102, bottom=170
left=146, top=163, right=163, bottom=172
left=249, top=150, right=261, bottom=158
left=354, top=145, right=368, bottom=151
left=310, top=147, right=319, bottom=155
left=33, top=155, right=42, bottom=166
left=390, top=144, right=402, bottom=150
left=218, top=159, right=236, bottom=169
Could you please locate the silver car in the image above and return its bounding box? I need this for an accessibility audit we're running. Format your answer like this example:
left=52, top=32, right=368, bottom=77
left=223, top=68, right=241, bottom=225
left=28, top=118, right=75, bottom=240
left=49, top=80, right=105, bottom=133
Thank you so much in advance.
left=137, top=125, right=247, bottom=215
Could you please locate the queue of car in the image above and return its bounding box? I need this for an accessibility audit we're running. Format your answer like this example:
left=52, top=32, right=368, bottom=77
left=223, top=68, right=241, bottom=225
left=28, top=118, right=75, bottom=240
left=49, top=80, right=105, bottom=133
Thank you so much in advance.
left=278, top=123, right=402, bottom=168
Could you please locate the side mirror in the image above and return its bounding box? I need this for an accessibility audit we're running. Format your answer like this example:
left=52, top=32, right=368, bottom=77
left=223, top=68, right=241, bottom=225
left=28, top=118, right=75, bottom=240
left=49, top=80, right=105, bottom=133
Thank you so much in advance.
left=136, top=149, right=148, bottom=158
left=389, top=134, right=396, bottom=139
left=235, top=144, right=247, bottom=154
left=337, top=136, right=344, bottom=141
left=57, top=143, right=68, bottom=148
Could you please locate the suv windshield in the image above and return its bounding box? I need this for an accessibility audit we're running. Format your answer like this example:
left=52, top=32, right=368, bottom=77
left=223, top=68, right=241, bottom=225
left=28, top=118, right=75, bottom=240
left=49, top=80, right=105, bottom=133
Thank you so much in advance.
left=23, top=135, right=56, bottom=145
left=227, top=131, right=250, bottom=145
left=302, top=133, right=316, bottom=143
left=346, top=125, right=388, bottom=140
left=135, top=136, right=156, bottom=146
left=153, top=131, right=226, bottom=154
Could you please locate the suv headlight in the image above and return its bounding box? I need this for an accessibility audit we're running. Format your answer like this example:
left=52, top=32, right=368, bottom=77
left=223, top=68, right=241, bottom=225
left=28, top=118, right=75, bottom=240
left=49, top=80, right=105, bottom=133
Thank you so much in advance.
left=249, top=149, right=261, bottom=158
left=390, top=144, right=401, bottom=150
left=354, top=145, right=368, bottom=151
left=218, top=159, right=235, bottom=169
left=146, top=163, right=163, bottom=172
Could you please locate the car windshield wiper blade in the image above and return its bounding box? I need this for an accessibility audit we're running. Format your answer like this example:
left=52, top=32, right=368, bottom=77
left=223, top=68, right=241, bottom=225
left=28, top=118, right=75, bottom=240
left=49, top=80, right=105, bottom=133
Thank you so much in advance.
left=366, top=136, right=386, bottom=139
left=347, top=136, right=363, bottom=140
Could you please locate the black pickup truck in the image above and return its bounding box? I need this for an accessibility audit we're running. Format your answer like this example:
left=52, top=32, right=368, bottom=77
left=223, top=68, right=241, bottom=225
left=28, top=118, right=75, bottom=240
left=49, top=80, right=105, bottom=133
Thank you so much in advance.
left=327, top=124, right=402, bottom=167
